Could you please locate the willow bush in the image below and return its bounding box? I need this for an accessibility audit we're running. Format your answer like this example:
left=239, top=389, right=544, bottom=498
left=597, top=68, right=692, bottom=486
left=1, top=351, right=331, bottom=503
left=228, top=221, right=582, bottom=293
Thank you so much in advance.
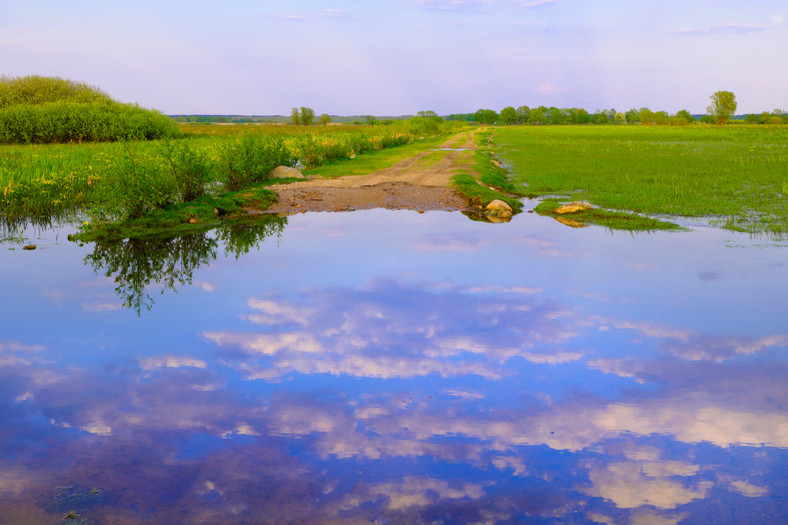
left=0, top=76, right=179, bottom=144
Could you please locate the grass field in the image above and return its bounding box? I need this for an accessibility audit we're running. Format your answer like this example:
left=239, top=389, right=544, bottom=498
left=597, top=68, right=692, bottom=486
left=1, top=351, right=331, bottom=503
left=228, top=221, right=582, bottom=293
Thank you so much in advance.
left=494, top=125, right=788, bottom=234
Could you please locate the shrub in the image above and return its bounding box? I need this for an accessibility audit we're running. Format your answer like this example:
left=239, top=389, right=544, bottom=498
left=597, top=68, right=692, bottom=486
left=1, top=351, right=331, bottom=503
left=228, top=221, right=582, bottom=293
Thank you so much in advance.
left=94, top=143, right=176, bottom=221
left=160, top=141, right=212, bottom=202
left=218, top=135, right=294, bottom=191
left=0, top=76, right=179, bottom=143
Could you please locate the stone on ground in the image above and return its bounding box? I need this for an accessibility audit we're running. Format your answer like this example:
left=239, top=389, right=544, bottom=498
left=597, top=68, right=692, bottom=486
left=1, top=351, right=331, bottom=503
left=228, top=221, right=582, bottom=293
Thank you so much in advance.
left=269, top=166, right=305, bottom=179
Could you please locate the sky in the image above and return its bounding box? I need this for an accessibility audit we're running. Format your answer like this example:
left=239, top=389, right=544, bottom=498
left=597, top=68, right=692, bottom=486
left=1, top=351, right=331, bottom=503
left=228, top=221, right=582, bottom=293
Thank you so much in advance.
left=2, top=0, right=786, bottom=115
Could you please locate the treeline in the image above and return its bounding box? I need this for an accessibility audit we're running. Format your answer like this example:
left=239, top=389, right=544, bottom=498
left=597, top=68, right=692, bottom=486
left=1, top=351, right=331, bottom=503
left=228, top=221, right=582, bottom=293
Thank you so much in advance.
left=0, top=76, right=180, bottom=143
left=446, top=106, right=788, bottom=126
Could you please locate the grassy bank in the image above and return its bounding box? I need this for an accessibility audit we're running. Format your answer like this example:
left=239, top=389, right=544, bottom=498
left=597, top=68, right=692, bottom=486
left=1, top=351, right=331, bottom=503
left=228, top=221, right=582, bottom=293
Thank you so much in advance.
left=494, top=125, right=788, bottom=233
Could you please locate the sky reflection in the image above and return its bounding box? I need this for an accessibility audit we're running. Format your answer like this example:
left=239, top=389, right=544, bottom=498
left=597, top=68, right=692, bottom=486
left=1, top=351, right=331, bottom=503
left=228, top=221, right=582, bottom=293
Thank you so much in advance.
left=1, top=211, right=787, bottom=523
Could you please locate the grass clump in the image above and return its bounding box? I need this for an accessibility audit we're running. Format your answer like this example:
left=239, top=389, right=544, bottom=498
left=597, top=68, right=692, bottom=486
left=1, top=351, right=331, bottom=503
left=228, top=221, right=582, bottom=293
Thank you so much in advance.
left=451, top=171, right=523, bottom=212
left=534, top=199, right=683, bottom=231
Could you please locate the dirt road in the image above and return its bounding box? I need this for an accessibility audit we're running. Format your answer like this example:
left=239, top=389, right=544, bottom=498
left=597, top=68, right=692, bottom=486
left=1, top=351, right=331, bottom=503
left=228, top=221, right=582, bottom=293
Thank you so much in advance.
left=266, top=132, right=477, bottom=214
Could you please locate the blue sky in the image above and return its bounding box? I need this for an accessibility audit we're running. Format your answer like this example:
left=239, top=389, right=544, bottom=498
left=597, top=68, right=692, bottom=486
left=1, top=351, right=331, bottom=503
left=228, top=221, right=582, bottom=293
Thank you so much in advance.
left=2, top=0, right=785, bottom=115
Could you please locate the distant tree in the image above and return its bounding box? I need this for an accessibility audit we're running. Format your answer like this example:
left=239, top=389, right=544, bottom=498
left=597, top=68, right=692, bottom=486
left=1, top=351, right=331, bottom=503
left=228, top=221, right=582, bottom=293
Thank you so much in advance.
left=654, top=111, right=669, bottom=125
left=638, top=107, right=654, bottom=124
left=473, top=109, right=498, bottom=125
left=604, top=108, right=617, bottom=122
left=699, top=115, right=716, bottom=124
left=548, top=107, right=566, bottom=125
left=593, top=111, right=608, bottom=124
left=290, top=107, right=300, bottom=126
left=365, top=115, right=377, bottom=125
left=318, top=113, right=332, bottom=125
left=417, top=110, right=442, bottom=120
left=516, top=106, right=530, bottom=124
left=625, top=108, right=640, bottom=123
left=744, top=114, right=760, bottom=124
left=528, top=106, right=546, bottom=125
left=707, top=90, right=737, bottom=125
left=300, top=107, right=315, bottom=126
left=499, top=106, right=518, bottom=125
left=614, top=112, right=626, bottom=124
left=675, top=110, right=696, bottom=123
left=575, top=108, right=590, bottom=124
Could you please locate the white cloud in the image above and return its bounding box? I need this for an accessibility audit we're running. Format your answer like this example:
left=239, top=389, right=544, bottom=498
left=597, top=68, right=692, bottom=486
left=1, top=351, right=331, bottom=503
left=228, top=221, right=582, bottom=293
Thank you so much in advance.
left=139, top=356, right=207, bottom=370
left=522, top=0, right=559, bottom=7
left=321, top=8, right=343, bottom=18
left=0, top=340, right=45, bottom=352
left=669, top=23, right=771, bottom=35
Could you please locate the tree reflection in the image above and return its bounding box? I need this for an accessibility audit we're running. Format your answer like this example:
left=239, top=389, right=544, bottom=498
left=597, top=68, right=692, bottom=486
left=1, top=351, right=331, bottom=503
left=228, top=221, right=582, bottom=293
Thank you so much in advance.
left=84, top=216, right=287, bottom=313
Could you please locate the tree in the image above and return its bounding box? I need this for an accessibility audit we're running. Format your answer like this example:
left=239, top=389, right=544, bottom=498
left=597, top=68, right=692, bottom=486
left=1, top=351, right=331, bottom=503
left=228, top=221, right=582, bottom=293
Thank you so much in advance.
left=654, top=111, right=669, bottom=125
left=625, top=108, right=639, bottom=123
left=707, top=90, right=737, bottom=126
left=318, top=113, right=332, bottom=125
left=290, top=107, right=300, bottom=126
left=499, top=106, right=518, bottom=125
left=614, top=112, right=626, bottom=124
left=516, top=106, right=530, bottom=124
left=300, top=106, right=315, bottom=126
left=638, top=107, right=654, bottom=124
left=417, top=110, right=442, bottom=120
left=473, top=109, right=498, bottom=125
left=528, top=106, right=547, bottom=125
left=675, top=110, right=696, bottom=123
left=548, top=107, right=566, bottom=125
left=575, top=108, right=590, bottom=124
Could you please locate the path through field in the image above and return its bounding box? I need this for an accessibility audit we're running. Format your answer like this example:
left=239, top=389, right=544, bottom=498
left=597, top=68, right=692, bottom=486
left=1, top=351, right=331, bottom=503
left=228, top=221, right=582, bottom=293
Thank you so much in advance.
left=267, top=132, right=477, bottom=213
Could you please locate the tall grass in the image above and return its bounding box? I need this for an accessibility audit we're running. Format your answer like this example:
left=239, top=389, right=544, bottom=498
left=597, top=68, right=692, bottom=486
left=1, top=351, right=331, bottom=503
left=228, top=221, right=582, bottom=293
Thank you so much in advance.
left=495, top=125, right=788, bottom=233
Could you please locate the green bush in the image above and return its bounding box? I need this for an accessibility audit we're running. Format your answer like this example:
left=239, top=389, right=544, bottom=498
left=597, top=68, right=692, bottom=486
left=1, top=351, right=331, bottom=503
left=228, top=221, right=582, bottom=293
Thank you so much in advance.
left=218, top=135, right=294, bottom=190
left=94, top=144, right=176, bottom=221
left=0, top=75, right=113, bottom=107
left=0, top=76, right=179, bottom=144
left=160, top=141, right=212, bottom=202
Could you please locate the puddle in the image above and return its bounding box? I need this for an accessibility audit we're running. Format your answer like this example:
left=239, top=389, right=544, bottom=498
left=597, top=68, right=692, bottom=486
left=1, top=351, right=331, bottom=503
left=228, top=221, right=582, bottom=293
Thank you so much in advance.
left=1, top=210, right=787, bottom=523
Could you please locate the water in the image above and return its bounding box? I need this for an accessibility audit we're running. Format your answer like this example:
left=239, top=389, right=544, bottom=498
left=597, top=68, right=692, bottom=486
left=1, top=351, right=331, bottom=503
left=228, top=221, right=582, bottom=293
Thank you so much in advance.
left=1, top=210, right=787, bottom=524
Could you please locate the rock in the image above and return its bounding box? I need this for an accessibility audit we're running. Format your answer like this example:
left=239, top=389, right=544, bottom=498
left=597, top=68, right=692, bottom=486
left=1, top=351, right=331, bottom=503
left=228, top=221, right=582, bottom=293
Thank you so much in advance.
left=23, top=244, right=37, bottom=250
left=269, top=166, right=305, bottom=179
left=554, top=201, right=593, bottom=214
left=486, top=199, right=513, bottom=213
left=486, top=199, right=513, bottom=219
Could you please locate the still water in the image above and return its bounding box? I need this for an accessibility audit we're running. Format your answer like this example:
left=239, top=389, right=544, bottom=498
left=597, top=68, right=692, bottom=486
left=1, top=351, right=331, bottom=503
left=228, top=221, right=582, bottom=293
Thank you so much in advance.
left=1, top=209, right=787, bottom=524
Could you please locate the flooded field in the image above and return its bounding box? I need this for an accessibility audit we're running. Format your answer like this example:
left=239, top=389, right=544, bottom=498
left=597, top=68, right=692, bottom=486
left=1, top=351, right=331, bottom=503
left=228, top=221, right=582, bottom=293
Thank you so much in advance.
left=2, top=209, right=787, bottom=524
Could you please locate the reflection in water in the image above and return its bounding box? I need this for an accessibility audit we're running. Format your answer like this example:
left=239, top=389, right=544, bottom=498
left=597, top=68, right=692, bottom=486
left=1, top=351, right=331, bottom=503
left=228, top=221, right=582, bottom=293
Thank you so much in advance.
left=84, top=216, right=286, bottom=313
left=1, top=211, right=788, bottom=523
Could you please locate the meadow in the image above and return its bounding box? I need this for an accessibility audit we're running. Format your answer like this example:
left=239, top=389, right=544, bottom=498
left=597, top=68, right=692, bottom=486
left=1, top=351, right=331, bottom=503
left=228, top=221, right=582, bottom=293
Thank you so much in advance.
left=494, top=125, right=788, bottom=234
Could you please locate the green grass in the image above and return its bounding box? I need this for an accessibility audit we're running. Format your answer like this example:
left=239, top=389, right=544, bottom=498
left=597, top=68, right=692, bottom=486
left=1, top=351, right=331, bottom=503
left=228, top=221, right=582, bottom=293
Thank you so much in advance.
left=494, top=125, right=788, bottom=234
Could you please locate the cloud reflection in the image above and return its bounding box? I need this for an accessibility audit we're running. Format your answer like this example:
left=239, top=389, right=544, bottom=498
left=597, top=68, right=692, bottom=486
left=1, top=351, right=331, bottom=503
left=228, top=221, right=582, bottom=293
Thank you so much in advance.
left=3, top=275, right=788, bottom=522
